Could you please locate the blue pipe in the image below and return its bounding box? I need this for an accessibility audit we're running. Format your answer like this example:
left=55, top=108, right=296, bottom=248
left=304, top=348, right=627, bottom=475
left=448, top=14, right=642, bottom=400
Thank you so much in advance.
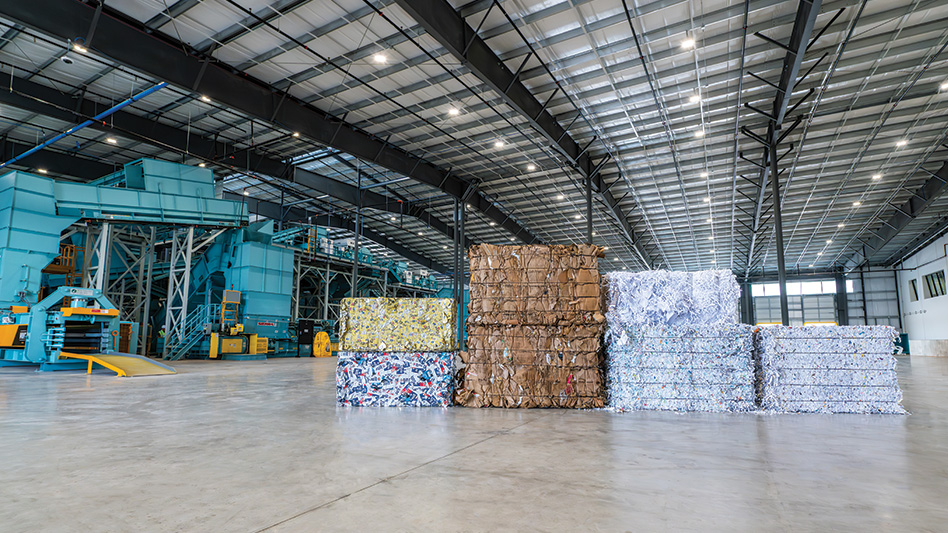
left=0, top=82, right=168, bottom=170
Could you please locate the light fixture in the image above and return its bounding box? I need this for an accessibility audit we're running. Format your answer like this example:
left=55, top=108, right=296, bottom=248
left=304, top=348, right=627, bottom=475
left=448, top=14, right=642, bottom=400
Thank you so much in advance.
left=710, top=249, right=716, bottom=253
left=390, top=216, right=397, bottom=221
left=493, top=140, right=504, bottom=148
left=443, top=245, right=448, bottom=249
left=448, top=107, right=460, bottom=116
left=106, top=137, right=117, bottom=144
left=896, top=139, right=908, bottom=147
left=707, top=218, right=713, bottom=223
left=592, top=231, right=596, bottom=236
left=711, top=259, right=716, bottom=264
left=708, top=235, right=714, bottom=240
left=623, top=266, right=628, bottom=270
left=826, top=239, right=833, bottom=244
left=694, top=129, right=705, bottom=138
left=526, top=163, right=536, bottom=171
left=573, top=214, right=581, bottom=220
left=200, top=95, right=212, bottom=103
left=72, top=42, right=88, bottom=54
left=703, top=196, right=710, bottom=203
left=871, top=173, right=882, bottom=180
left=689, top=94, right=701, bottom=104
left=292, top=132, right=300, bottom=138
left=853, top=201, right=861, bottom=207
left=489, top=221, right=496, bottom=226
left=198, top=162, right=206, bottom=168
left=510, top=237, right=515, bottom=241
left=681, top=38, right=696, bottom=49
left=557, top=194, right=565, bottom=200
left=808, top=264, right=814, bottom=267
left=699, top=171, right=709, bottom=178
left=941, top=81, right=948, bottom=91
left=613, top=258, right=618, bottom=261
left=243, top=189, right=250, bottom=196
left=418, top=232, right=424, bottom=236
left=37, top=168, right=48, bottom=174
left=372, top=53, right=387, bottom=64
left=837, top=223, right=845, bottom=228
left=817, top=252, right=823, bottom=256
left=603, top=246, right=609, bottom=250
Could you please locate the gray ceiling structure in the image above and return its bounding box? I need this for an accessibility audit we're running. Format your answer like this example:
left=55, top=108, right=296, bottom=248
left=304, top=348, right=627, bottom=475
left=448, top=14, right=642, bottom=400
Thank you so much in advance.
left=0, top=0, right=946, bottom=277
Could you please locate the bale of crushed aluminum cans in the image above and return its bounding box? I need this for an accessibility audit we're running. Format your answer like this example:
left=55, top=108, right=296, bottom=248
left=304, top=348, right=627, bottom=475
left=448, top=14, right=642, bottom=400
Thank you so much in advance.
left=339, top=297, right=456, bottom=352
left=606, top=324, right=757, bottom=412
left=336, top=351, right=454, bottom=407
left=755, top=325, right=906, bottom=414
left=606, top=270, right=740, bottom=328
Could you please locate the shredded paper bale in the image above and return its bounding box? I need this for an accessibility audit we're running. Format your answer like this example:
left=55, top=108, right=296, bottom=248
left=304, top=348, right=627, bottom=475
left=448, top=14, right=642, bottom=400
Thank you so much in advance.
left=606, top=270, right=739, bottom=328
left=456, top=244, right=605, bottom=408
left=755, top=326, right=906, bottom=414
left=606, top=324, right=757, bottom=412
left=339, top=298, right=456, bottom=352
left=336, top=351, right=454, bottom=407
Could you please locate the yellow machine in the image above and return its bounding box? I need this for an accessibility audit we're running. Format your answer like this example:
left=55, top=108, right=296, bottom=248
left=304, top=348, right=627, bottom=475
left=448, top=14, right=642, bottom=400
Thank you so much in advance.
left=205, top=290, right=269, bottom=361
left=313, top=331, right=332, bottom=357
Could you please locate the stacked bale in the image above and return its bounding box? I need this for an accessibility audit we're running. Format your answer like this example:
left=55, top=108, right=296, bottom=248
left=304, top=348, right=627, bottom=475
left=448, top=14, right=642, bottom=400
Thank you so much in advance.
left=456, top=244, right=605, bottom=408
left=606, top=270, right=754, bottom=412
left=756, top=325, right=906, bottom=414
left=336, top=298, right=456, bottom=407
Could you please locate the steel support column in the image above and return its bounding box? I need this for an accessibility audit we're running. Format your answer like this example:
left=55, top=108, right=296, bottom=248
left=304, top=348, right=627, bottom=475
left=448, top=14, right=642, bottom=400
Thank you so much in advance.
left=162, top=227, right=194, bottom=359
left=834, top=270, right=850, bottom=325
left=769, top=137, right=789, bottom=325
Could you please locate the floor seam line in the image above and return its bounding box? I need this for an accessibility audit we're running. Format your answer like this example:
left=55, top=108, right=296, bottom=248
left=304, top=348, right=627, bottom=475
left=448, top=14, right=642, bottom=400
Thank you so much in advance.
left=255, top=414, right=547, bottom=532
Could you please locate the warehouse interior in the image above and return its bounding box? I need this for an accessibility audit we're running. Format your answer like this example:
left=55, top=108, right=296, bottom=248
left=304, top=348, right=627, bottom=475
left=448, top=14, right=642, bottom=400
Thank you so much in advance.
left=1, top=0, right=947, bottom=530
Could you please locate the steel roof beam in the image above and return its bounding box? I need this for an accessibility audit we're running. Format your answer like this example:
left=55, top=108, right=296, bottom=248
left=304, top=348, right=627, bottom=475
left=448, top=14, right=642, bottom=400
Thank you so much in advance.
left=395, top=0, right=650, bottom=266
left=843, top=161, right=948, bottom=270
left=0, top=69, right=469, bottom=247
left=0, top=0, right=540, bottom=245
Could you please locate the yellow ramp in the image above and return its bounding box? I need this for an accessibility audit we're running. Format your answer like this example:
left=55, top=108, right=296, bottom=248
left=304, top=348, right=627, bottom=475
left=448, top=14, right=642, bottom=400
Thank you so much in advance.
left=59, top=352, right=176, bottom=377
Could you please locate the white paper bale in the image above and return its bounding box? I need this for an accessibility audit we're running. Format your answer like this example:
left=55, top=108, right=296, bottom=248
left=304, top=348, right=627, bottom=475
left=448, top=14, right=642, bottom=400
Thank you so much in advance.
left=606, top=270, right=739, bottom=328
left=755, top=325, right=906, bottom=414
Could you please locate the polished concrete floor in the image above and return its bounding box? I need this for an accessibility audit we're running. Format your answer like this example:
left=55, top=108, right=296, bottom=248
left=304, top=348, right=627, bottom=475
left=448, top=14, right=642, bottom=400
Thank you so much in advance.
left=2, top=356, right=947, bottom=532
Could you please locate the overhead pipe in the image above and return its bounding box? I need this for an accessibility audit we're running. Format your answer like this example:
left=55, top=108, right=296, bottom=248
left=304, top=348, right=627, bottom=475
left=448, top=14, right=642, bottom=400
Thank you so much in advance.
left=0, top=81, right=167, bottom=170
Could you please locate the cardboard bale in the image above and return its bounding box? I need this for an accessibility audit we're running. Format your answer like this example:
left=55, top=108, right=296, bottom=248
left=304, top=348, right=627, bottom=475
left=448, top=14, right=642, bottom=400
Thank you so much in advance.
left=339, top=297, right=456, bottom=352
left=755, top=325, right=906, bottom=414
left=336, top=351, right=454, bottom=407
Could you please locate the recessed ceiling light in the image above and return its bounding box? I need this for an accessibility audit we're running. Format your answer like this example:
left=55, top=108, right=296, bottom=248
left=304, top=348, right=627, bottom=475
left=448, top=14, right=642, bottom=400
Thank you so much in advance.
left=699, top=171, right=709, bottom=178
left=72, top=43, right=88, bottom=54
left=681, top=38, right=696, bottom=49
left=826, top=239, right=833, bottom=244
left=489, top=222, right=496, bottom=226
left=526, top=163, right=536, bottom=171
left=896, top=139, right=908, bottom=147
left=557, top=194, right=565, bottom=200
left=871, top=174, right=882, bottom=180
left=198, top=162, right=206, bottom=168
left=37, top=168, right=48, bottom=174
left=837, top=223, right=845, bottom=228
left=292, top=132, right=300, bottom=138
left=853, top=201, right=861, bottom=207
left=448, top=107, right=460, bottom=116
left=106, top=137, right=117, bottom=144
left=372, top=53, right=387, bottom=64
left=200, top=95, right=211, bottom=103
left=689, top=94, right=701, bottom=104
left=493, top=140, right=504, bottom=148
left=694, top=129, right=705, bottom=138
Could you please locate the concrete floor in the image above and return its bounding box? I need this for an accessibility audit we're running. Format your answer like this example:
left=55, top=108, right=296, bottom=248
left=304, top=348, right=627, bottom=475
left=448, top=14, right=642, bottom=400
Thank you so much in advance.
left=2, top=357, right=947, bottom=532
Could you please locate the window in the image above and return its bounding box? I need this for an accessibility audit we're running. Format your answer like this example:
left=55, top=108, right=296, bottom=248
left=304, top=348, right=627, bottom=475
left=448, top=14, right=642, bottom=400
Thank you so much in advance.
left=909, top=279, right=919, bottom=302
left=922, top=270, right=946, bottom=299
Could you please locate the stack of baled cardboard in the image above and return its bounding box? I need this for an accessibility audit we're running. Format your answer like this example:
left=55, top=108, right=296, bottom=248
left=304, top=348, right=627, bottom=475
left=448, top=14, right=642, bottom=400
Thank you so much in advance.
left=456, top=244, right=605, bottom=408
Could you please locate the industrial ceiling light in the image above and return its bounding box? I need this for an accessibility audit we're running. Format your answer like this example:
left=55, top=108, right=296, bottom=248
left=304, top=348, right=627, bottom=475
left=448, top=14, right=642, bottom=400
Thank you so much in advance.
left=703, top=196, right=710, bottom=203
left=896, top=139, right=908, bottom=147
left=448, top=107, right=460, bottom=116
left=37, top=168, right=48, bottom=174
left=710, top=259, right=716, bottom=264
left=681, top=38, right=696, bottom=49
left=853, top=201, right=861, bottom=207
left=708, top=235, right=714, bottom=240
left=817, top=252, right=823, bottom=256
left=243, top=189, right=250, bottom=196
left=871, top=173, right=882, bottom=180
left=443, top=245, right=448, bottom=249
left=699, top=171, right=709, bottom=178
left=709, top=249, right=715, bottom=253
left=707, top=217, right=712, bottom=223
left=526, top=163, right=536, bottom=171
left=837, top=223, right=845, bottom=228
left=390, top=216, right=396, bottom=221
left=689, top=94, right=701, bottom=104
left=941, top=80, right=948, bottom=91
left=694, top=129, right=705, bottom=138
left=613, top=257, right=618, bottom=261
left=198, top=162, right=206, bottom=168
left=493, top=140, right=505, bottom=148
left=573, top=214, right=581, bottom=220
left=292, top=132, right=300, bottom=138
left=200, top=95, right=212, bottom=103
left=510, top=237, right=515, bottom=241
left=826, top=239, right=833, bottom=244
left=418, top=232, right=424, bottom=236
left=372, top=53, right=387, bottom=64
left=72, top=42, right=88, bottom=54
left=602, top=246, right=609, bottom=250
left=808, top=264, right=814, bottom=267
left=106, top=137, right=117, bottom=144
left=489, top=221, right=496, bottom=226
left=557, top=194, right=565, bottom=200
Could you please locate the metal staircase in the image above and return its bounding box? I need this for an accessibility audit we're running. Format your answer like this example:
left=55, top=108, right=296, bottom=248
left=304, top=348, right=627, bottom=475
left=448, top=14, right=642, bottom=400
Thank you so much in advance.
left=163, top=304, right=219, bottom=361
